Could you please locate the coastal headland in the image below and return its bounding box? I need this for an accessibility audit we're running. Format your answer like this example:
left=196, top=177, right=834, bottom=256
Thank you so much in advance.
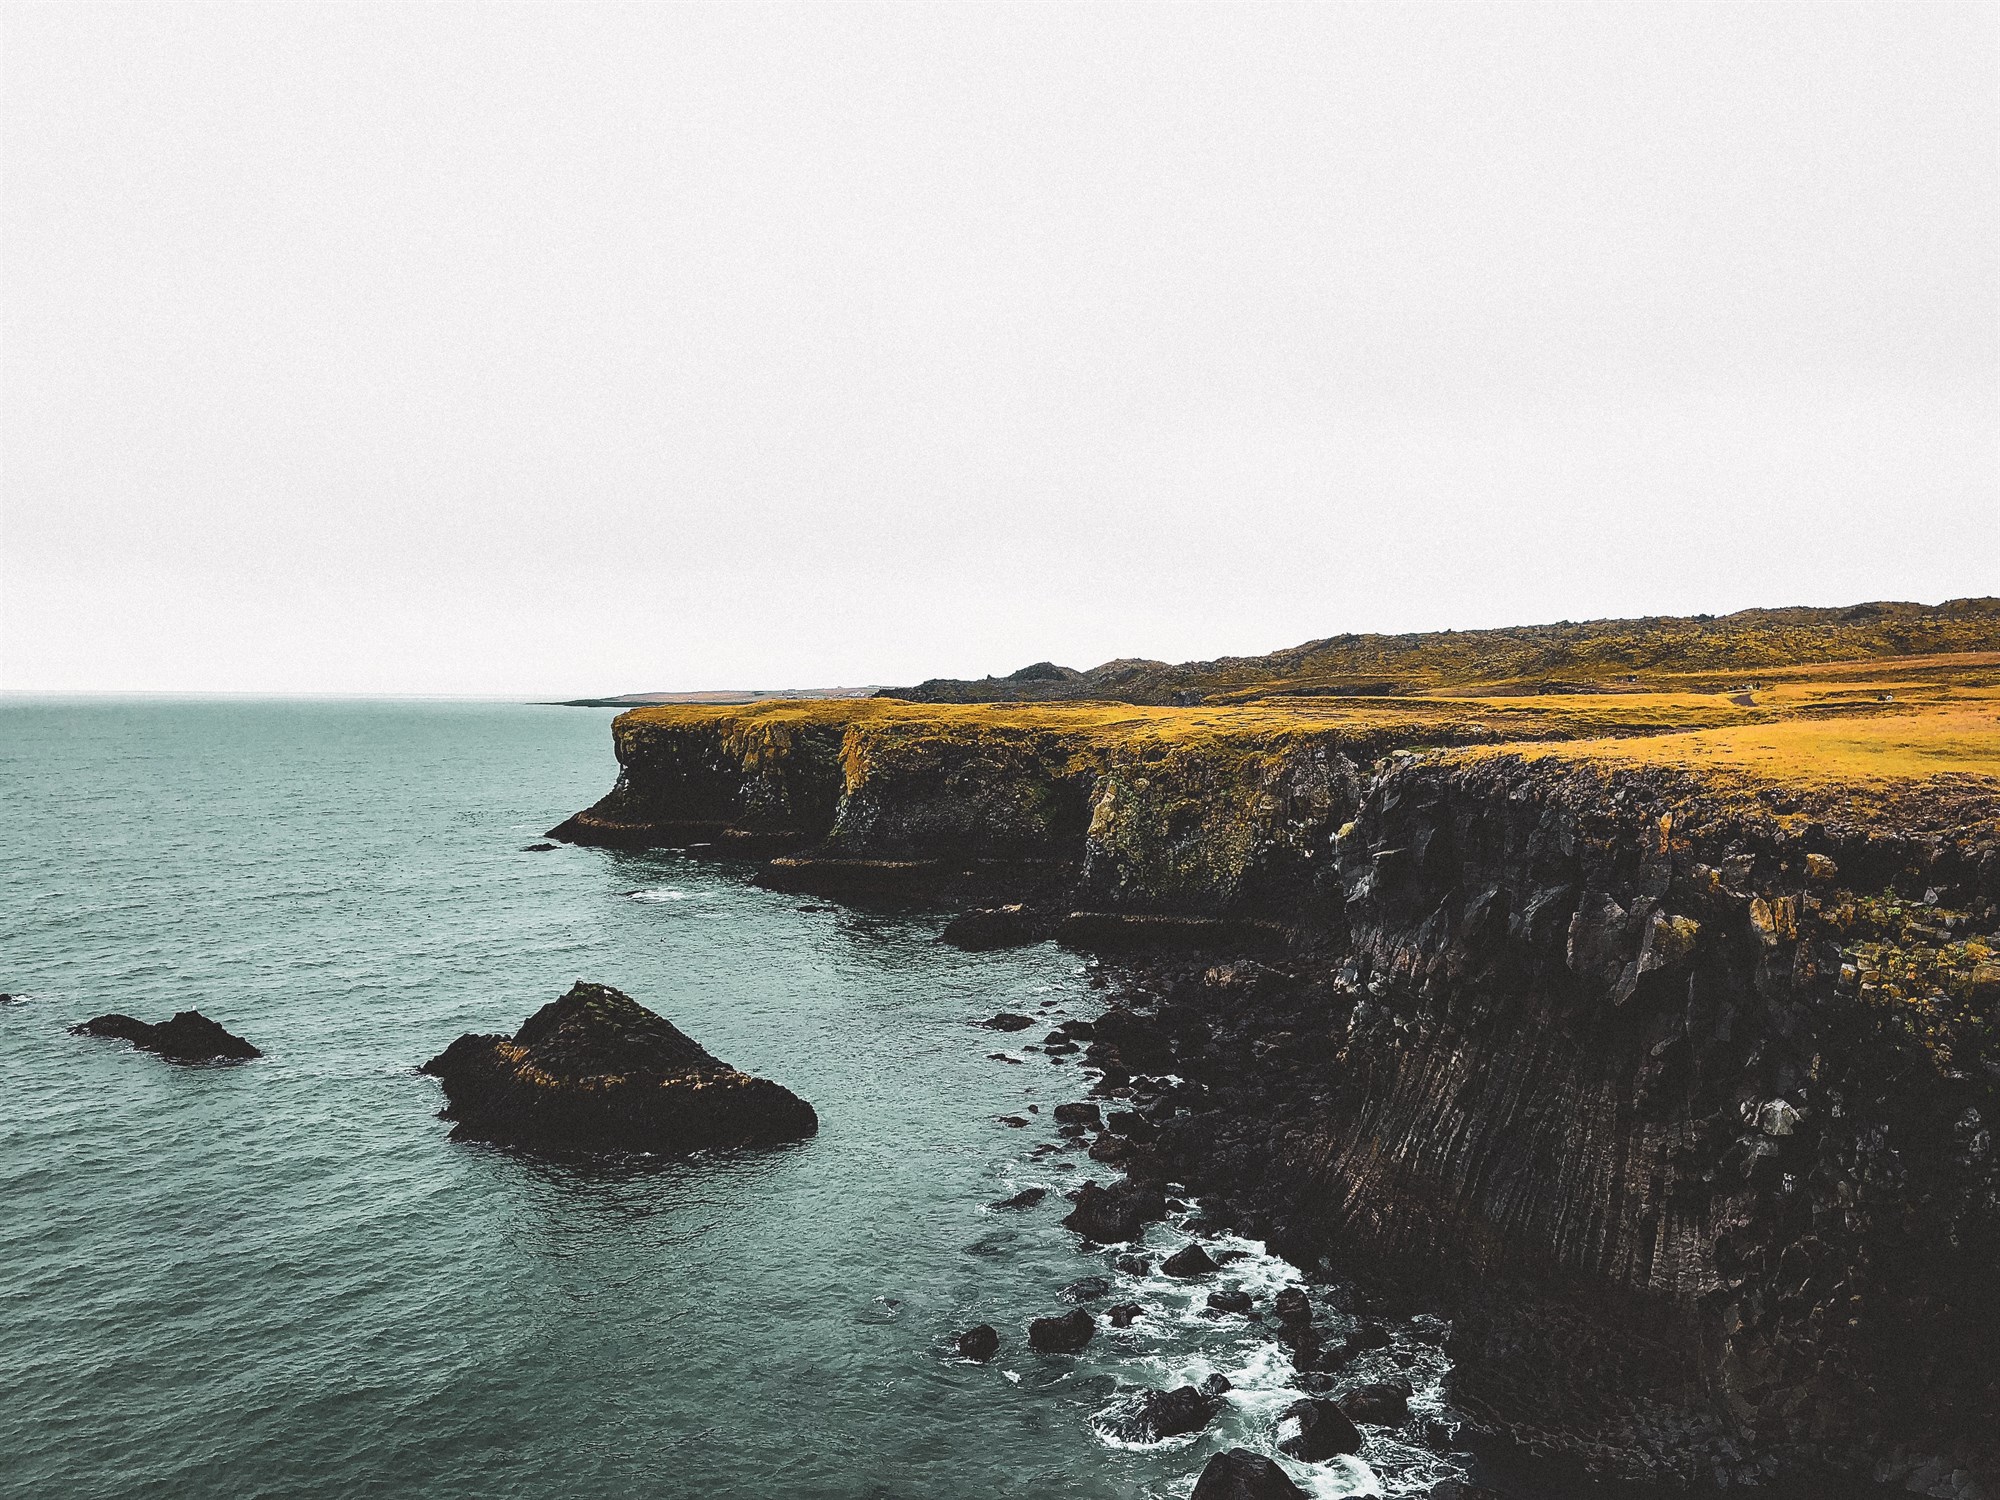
left=551, top=600, right=2000, bottom=1492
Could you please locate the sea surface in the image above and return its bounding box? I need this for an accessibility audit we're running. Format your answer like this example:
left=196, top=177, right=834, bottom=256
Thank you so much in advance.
left=0, top=699, right=1473, bottom=1498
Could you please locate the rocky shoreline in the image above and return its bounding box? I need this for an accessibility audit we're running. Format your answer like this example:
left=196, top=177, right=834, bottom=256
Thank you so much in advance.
left=551, top=696, right=2000, bottom=1494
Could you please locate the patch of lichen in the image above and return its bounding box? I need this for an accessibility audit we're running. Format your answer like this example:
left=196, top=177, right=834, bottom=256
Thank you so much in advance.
left=1843, top=910, right=2000, bottom=1075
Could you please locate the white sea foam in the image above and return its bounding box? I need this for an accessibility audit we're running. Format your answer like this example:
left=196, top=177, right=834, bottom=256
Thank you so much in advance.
left=624, top=888, right=692, bottom=903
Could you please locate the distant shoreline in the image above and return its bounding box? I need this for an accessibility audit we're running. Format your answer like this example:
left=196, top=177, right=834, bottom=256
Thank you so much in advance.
left=548, top=686, right=881, bottom=708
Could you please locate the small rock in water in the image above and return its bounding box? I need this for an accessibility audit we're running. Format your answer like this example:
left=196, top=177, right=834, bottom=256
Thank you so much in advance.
left=981, top=1012, right=1036, bottom=1032
left=1347, top=1320, right=1392, bottom=1351
left=1107, top=1302, right=1144, bottom=1327
left=71, top=1010, right=261, bottom=1063
left=956, top=1324, right=999, bottom=1362
left=1060, top=1179, right=1164, bottom=1244
left=1337, top=1379, right=1413, bottom=1426
left=1207, top=1289, right=1253, bottom=1314
left=1274, top=1287, right=1313, bottom=1326
left=420, top=981, right=815, bottom=1155
left=1059, top=1275, right=1112, bottom=1303
left=998, top=1115, right=1030, bottom=1128
left=1162, top=1243, right=1219, bottom=1278
left=1275, top=1397, right=1364, bottom=1461
left=1191, top=1448, right=1310, bottom=1499
left=987, top=1052, right=1024, bottom=1065
left=1201, top=1372, right=1232, bottom=1397
left=1103, top=1383, right=1222, bottom=1443
left=1115, top=1253, right=1153, bottom=1276
left=990, top=1186, right=1046, bottom=1210
left=1053, top=1101, right=1102, bottom=1127
left=1027, top=1307, right=1094, bottom=1354
left=521, top=842, right=558, bottom=852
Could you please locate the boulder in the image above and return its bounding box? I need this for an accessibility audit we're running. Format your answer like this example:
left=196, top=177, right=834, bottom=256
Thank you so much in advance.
left=1347, top=1321, right=1392, bottom=1351
left=1101, top=1384, right=1223, bottom=1443
left=1107, top=1301, right=1144, bottom=1327
left=1060, top=1275, right=1113, bottom=1303
left=71, top=1010, right=260, bottom=1062
left=1207, top=1289, right=1254, bottom=1314
left=981, top=1012, right=1036, bottom=1031
left=1337, top=1380, right=1412, bottom=1426
left=1053, top=1101, right=1103, bottom=1127
left=1276, top=1398, right=1364, bottom=1461
left=990, top=1186, right=1047, bottom=1210
left=1061, top=1179, right=1164, bottom=1243
left=1274, top=1287, right=1313, bottom=1326
left=1163, top=1243, right=1219, bottom=1277
left=1190, top=1449, right=1310, bottom=1500
left=419, top=982, right=816, bottom=1154
left=1027, top=1308, right=1095, bottom=1354
left=942, top=905, right=1040, bottom=950
left=956, top=1324, right=999, bottom=1362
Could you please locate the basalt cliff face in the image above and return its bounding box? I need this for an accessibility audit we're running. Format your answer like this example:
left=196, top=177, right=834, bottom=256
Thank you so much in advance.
left=552, top=673, right=2000, bottom=1490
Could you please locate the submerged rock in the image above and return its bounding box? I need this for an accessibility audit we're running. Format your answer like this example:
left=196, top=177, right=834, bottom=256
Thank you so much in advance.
left=1190, top=1448, right=1310, bottom=1499
left=981, top=1012, right=1036, bottom=1032
left=1275, top=1397, right=1364, bottom=1461
left=1107, top=1301, right=1144, bottom=1327
left=1059, top=1275, right=1112, bottom=1303
left=420, top=982, right=817, bottom=1155
left=941, top=904, right=1040, bottom=950
left=1207, top=1289, right=1253, bottom=1314
left=990, top=1186, right=1047, bottom=1210
left=71, top=1010, right=260, bottom=1062
left=1027, top=1307, right=1095, bottom=1353
left=956, top=1324, right=999, bottom=1362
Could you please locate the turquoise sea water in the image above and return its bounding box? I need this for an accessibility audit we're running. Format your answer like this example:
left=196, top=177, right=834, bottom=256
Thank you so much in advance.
left=1, top=699, right=1463, bottom=1500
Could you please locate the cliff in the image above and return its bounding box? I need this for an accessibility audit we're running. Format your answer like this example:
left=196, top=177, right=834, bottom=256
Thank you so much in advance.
left=551, top=651, right=2000, bottom=1489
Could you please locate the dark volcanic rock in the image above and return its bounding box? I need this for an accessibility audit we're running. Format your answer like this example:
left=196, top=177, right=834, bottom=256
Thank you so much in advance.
left=522, top=842, right=557, bottom=852
left=956, top=1324, right=999, bottom=1362
left=990, top=1186, right=1047, bottom=1210
left=1337, top=1379, right=1412, bottom=1426
left=1274, top=1287, right=1313, bottom=1326
left=420, top=982, right=817, bottom=1155
left=1275, top=1398, right=1365, bottom=1460
left=1207, top=1289, right=1254, bottom=1314
left=1107, top=1301, right=1144, bottom=1327
left=1191, top=1448, right=1311, bottom=1500
left=1061, top=1178, right=1164, bottom=1243
left=1059, top=1275, right=1113, bottom=1303
left=941, top=904, right=1040, bottom=950
left=1162, top=1243, right=1219, bottom=1277
left=71, top=1010, right=260, bottom=1062
left=1101, top=1383, right=1223, bottom=1443
left=1027, top=1307, right=1095, bottom=1354
left=981, top=1012, right=1036, bottom=1032
left=1053, top=1100, right=1102, bottom=1127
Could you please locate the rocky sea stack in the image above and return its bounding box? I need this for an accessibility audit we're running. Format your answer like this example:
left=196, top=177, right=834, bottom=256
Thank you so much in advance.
left=71, top=1010, right=261, bottom=1062
left=421, top=982, right=818, bottom=1155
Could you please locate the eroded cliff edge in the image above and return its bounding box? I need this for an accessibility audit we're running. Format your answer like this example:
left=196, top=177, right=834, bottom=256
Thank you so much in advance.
left=551, top=683, right=2000, bottom=1489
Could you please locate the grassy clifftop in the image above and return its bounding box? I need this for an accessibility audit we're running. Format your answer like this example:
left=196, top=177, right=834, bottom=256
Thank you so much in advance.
left=881, top=597, right=2000, bottom=704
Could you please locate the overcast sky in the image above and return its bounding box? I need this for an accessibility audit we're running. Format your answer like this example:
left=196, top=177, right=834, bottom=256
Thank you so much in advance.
left=2, top=2, right=1994, bottom=696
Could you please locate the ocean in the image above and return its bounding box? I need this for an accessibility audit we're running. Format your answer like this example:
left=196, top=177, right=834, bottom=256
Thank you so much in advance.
left=0, top=698, right=1481, bottom=1499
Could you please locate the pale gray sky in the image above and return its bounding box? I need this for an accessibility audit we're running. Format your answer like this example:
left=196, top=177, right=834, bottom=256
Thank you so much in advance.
left=2, top=1, right=1994, bottom=696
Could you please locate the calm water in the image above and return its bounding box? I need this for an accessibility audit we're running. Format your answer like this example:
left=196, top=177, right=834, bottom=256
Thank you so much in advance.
left=0, top=699, right=1459, bottom=1500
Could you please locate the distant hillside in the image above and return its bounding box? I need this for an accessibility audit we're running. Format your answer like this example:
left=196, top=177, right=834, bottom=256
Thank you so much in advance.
left=557, top=686, right=879, bottom=708
left=878, top=598, right=2000, bottom=705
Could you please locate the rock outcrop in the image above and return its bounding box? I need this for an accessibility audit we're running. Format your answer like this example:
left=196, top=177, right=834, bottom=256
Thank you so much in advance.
left=550, top=666, right=2000, bottom=1490
left=421, top=982, right=817, bottom=1155
left=71, top=1010, right=260, bottom=1062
